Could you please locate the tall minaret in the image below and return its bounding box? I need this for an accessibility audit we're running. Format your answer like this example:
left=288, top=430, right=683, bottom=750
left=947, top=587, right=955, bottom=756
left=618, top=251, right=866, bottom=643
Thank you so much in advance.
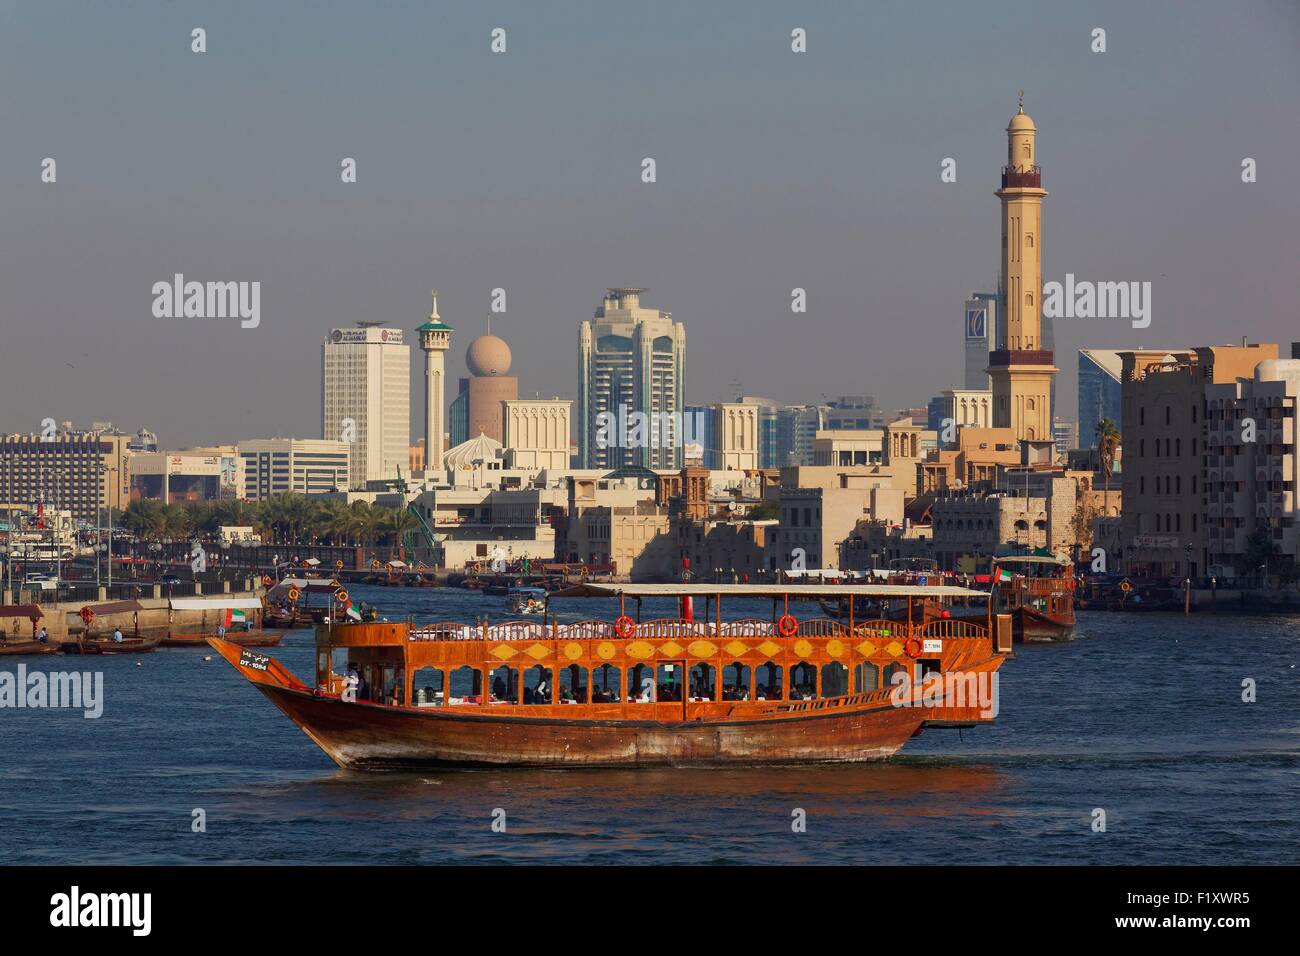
left=416, top=289, right=453, bottom=475
left=989, top=94, right=1057, bottom=444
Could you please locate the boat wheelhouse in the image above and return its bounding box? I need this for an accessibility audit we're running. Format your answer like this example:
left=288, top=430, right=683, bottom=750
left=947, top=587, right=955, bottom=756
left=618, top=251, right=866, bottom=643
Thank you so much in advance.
left=210, top=582, right=1013, bottom=769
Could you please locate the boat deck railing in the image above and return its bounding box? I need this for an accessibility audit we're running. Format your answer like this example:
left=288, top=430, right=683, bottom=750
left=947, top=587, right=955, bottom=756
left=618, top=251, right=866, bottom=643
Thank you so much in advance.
left=404, top=616, right=990, bottom=643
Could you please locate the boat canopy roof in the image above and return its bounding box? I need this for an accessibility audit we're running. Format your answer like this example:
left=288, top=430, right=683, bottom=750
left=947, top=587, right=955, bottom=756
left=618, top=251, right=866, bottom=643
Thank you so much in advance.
left=508, top=587, right=547, bottom=595
left=994, top=554, right=1071, bottom=566
left=0, top=604, right=43, bottom=621
left=552, top=582, right=987, bottom=600
left=79, top=600, right=145, bottom=615
left=170, top=597, right=263, bottom=610
left=269, top=577, right=338, bottom=593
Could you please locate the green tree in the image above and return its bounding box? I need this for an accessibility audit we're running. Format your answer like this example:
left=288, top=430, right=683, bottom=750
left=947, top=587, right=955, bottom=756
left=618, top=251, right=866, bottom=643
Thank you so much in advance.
left=1094, top=418, right=1121, bottom=518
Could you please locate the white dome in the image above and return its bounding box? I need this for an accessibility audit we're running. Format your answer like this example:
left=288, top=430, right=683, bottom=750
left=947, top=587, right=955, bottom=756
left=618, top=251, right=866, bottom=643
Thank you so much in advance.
left=442, top=432, right=504, bottom=470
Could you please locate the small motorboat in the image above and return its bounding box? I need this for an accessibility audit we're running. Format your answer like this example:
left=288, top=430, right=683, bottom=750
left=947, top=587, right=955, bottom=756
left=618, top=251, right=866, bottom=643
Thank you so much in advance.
left=505, top=587, right=547, bottom=615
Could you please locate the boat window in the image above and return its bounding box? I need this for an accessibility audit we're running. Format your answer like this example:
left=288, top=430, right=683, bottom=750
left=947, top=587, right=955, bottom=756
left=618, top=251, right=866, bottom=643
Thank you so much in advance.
left=448, top=665, right=481, bottom=705
left=789, top=661, right=816, bottom=700
left=854, top=661, right=879, bottom=693
left=489, top=665, right=519, bottom=704
left=881, top=662, right=908, bottom=691
left=559, top=664, right=588, bottom=704
left=755, top=661, right=783, bottom=700
left=629, top=663, right=656, bottom=702
left=656, top=663, right=683, bottom=701
left=412, top=666, right=444, bottom=707
left=722, top=662, right=750, bottom=701
left=522, top=664, right=552, bottom=705
left=689, top=662, right=716, bottom=701
left=379, top=666, right=403, bottom=706
left=591, top=664, right=622, bottom=703
left=820, top=662, right=848, bottom=698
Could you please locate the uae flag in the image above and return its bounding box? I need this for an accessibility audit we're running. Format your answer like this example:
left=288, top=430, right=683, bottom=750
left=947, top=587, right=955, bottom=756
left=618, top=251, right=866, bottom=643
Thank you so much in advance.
left=225, top=608, right=247, bottom=627
left=996, top=568, right=1013, bottom=584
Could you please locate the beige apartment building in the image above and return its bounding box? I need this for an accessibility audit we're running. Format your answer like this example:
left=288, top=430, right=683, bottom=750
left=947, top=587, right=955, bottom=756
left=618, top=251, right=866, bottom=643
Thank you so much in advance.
left=1120, top=343, right=1278, bottom=577
left=1204, top=354, right=1300, bottom=576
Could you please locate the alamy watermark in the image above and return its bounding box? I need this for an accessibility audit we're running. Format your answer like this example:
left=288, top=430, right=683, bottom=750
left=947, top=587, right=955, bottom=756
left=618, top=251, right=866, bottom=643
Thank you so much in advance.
left=151, top=274, right=260, bottom=328
left=1, top=664, right=104, bottom=718
left=1043, top=273, right=1150, bottom=329
left=594, top=404, right=707, bottom=450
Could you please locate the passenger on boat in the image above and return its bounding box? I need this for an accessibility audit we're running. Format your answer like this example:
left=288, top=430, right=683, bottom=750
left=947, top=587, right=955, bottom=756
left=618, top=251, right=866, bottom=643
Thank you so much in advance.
left=343, top=665, right=360, bottom=702
left=636, top=677, right=655, bottom=703
left=492, top=675, right=508, bottom=701
left=37, top=628, right=48, bottom=644
left=113, top=628, right=124, bottom=643
left=217, top=624, right=226, bottom=638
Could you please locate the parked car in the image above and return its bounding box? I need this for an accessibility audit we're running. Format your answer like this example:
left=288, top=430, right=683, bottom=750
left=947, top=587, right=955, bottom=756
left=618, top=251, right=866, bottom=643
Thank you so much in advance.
left=22, top=572, right=59, bottom=592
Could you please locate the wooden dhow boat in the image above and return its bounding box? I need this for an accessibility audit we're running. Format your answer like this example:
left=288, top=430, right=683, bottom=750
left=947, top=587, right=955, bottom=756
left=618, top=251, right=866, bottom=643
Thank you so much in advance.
left=161, top=596, right=285, bottom=647
left=989, top=555, right=1076, bottom=642
left=211, top=583, right=1013, bottom=770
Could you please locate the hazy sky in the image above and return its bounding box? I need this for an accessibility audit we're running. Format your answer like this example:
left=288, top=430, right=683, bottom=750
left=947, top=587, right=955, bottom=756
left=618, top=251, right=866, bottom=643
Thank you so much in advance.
left=2, top=0, right=1298, bottom=447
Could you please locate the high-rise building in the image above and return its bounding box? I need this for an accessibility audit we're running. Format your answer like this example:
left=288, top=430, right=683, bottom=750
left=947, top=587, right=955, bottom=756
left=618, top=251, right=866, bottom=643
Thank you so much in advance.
left=1052, top=418, right=1077, bottom=456
left=416, top=290, right=453, bottom=475
left=322, top=323, right=410, bottom=489
left=825, top=395, right=882, bottom=430
left=578, top=288, right=685, bottom=470
left=964, top=292, right=997, bottom=390
left=0, top=428, right=131, bottom=522
left=738, top=395, right=781, bottom=469
left=1078, top=349, right=1126, bottom=448
left=238, top=439, right=351, bottom=500
left=780, top=405, right=825, bottom=466
left=988, top=96, right=1057, bottom=444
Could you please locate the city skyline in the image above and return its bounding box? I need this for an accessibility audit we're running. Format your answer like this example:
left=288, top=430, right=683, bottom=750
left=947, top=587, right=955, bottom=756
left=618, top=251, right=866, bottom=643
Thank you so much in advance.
left=2, top=1, right=1298, bottom=449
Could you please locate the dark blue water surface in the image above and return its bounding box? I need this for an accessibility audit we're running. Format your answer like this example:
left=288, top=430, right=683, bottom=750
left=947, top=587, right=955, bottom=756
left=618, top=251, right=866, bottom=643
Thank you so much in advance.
left=2, top=584, right=1297, bottom=865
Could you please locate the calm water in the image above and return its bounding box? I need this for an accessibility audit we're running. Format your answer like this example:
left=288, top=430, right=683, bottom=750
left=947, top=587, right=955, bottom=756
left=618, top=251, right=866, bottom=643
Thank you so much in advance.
left=2, top=584, right=1297, bottom=865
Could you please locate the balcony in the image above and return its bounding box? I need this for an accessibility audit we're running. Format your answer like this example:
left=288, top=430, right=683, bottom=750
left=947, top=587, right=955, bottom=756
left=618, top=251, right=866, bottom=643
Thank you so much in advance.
left=1001, top=166, right=1042, bottom=188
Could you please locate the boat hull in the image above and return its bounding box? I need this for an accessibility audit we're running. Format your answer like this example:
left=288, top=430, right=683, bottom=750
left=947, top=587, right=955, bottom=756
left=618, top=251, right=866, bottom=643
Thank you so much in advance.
left=251, top=682, right=927, bottom=769
left=1013, top=607, right=1075, bottom=642
left=0, top=640, right=61, bottom=656
left=161, top=630, right=285, bottom=648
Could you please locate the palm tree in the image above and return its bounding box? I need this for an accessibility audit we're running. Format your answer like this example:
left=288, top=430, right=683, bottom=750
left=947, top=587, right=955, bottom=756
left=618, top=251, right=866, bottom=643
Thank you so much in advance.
left=384, top=506, right=418, bottom=557
left=1095, top=418, right=1121, bottom=518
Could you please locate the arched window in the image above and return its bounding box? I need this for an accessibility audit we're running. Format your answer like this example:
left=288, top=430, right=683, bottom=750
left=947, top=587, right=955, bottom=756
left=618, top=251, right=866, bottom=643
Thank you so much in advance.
left=854, top=661, right=879, bottom=693
left=591, top=663, right=622, bottom=703
left=411, top=667, right=445, bottom=707
left=448, top=665, right=481, bottom=705
left=820, top=662, right=849, bottom=698
left=755, top=661, right=783, bottom=700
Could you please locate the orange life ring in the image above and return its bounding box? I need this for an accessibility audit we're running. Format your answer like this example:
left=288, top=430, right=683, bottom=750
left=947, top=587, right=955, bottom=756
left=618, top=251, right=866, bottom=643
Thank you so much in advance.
left=777, top=613, right=798, bottom=638
left=904, top=637, right=923, bottom=659
left=614, top=615, right=636, bottom=638
left=473, top=562, right=483, bottom=574
left=287, top=587, right=301, bottom=603
left=335, top=589, right=349, bottom=603
left=261, top=575, right=274, bottom=587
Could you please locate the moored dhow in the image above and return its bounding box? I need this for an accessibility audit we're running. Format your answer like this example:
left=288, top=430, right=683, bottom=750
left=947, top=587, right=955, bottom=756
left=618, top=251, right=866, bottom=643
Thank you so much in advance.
left=209, top=583, right=1013, bottom=769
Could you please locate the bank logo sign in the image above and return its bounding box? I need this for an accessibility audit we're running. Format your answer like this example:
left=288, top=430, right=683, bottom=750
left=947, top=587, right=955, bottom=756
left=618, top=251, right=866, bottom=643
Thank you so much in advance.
left=965, top=308, right=987, bottom=339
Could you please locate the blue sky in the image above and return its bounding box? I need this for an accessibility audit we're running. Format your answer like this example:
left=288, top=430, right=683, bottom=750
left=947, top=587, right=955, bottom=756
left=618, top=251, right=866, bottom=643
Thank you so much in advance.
left=1, top=0, right=1297, bottom=444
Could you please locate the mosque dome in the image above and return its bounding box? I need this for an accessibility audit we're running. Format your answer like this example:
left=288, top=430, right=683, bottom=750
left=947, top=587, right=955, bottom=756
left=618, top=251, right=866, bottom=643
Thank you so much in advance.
left=442, top=432, right=504, bottom=470
left=466, top=334, right=512, bottom=376
left=1008, top=107, right=1036, bottom=132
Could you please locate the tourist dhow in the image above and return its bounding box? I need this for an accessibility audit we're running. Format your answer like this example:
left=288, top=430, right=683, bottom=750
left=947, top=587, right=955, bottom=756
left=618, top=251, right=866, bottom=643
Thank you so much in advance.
left=209, top=583, right=1012, bottom=769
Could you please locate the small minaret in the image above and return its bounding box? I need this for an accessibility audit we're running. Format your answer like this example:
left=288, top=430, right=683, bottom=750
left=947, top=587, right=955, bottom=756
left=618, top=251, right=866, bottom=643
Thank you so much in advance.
left=417, top=290, right=453, bottom=474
